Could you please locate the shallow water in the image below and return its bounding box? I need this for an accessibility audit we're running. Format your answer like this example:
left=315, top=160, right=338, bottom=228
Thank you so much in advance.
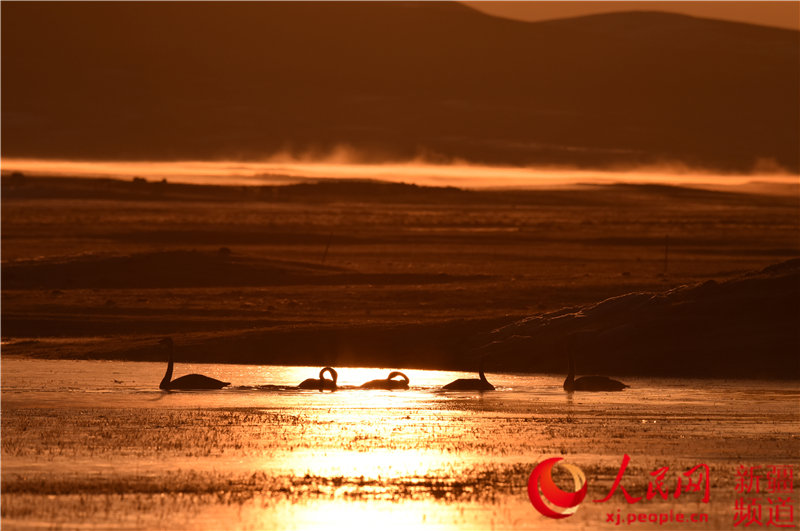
left=2, top=359, right=799, bottom=530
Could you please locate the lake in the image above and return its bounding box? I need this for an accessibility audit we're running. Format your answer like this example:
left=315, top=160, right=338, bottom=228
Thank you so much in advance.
left=2, top=358, right=798, bottom=529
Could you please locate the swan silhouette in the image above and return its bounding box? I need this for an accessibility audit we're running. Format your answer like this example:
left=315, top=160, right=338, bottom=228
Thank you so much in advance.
left=441, top=359, right=495, bottom=391
left=360, top=371, right=410, bottom=390
left=563, top=354, right=629, bottom=392
left=158, top=337, right=230, bottom=390
left=298, top=367, right=338, bottom=391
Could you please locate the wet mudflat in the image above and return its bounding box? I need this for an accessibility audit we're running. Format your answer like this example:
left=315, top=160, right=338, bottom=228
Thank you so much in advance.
left=2, top=360, right=798, bottom=530
left=3, top=178, right=799, bottom=377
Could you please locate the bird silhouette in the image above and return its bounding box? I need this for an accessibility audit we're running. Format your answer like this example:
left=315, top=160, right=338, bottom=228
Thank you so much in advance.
left=298, top=367, right=338, bottom=391
left=158, top=337, right=230, bottom=390
left=442, top=359, right=495, bottom=391
left=360, top=371, right=410, bottom=390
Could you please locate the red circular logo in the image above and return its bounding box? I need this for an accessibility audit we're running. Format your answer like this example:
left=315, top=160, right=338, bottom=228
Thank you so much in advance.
left=528, top=457, right=588, bottom=519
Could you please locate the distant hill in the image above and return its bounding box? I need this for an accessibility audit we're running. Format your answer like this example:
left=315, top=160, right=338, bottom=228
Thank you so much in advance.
left=5, top=174, right=794, bottom=208
left=2, top=2, right=798, bottom=172
left=476, top=259, right=800, bottom=378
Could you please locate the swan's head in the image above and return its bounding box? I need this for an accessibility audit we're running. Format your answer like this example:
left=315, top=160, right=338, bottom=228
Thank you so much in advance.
left=320, top=366, right=338, bottom=383
left=158, top=337, right=174, bottom=348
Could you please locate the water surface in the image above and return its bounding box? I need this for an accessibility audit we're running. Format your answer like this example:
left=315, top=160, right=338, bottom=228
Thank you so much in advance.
left=2, top=359, right=798, bottom=530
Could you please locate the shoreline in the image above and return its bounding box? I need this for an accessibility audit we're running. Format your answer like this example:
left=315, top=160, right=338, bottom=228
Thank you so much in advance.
left=3, top=351, right=800, bottom=382
left=3, top=297, right=798, bottom=380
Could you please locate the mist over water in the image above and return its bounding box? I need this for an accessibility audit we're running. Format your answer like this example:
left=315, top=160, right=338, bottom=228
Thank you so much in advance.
left=2, top=157, right=797, bottom=193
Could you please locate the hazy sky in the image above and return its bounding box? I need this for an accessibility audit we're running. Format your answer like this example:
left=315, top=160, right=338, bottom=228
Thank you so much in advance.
left=464, top=1, right=800, bottom=31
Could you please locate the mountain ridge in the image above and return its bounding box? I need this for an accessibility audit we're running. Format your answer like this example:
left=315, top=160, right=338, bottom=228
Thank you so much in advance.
left=2, top=2, right=797, bottom=172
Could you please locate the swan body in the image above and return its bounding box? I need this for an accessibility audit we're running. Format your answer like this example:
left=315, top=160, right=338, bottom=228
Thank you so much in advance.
left=563, top=355, right=628, bottom=392
left=158, top=338, right=230, bottom=390
left=298, top=367, right=338, bottom=391
left=360, top=371, right=410, bottom=390
left=442, top=361, right=495, bottom=391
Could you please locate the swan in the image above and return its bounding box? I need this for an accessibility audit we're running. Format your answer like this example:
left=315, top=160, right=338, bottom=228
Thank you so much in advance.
left=298, top=367, right=338, bottom=391
left=563, top=354, right=629, bottom=392
left=360, top=371, right=410, bottom=390
left=158, top=337, right=230, bottom=390
left=441, top=359, right=495, bottom=391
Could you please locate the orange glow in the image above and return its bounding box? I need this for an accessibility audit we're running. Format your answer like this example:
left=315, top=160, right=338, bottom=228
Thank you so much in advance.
left=2, top=157, right=797, bottom=193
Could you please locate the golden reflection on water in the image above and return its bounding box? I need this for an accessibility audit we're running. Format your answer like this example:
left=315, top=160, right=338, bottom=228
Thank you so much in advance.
left=248, top=365, right=477, bottom=389
left=3, top=359, right=799, bottom=530
left=258, top=444, right=455, bottom=479
left=232, top=497, right=540, bottom=531
left=242, top=367, right=503, bottom=481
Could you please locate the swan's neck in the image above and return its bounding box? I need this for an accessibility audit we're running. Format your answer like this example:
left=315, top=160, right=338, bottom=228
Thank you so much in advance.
left=564, top=358, right=575, bottom=390
left=390, top=372, right=409, bottom=384
left=321, top=367, right=337, bottom=384
left=160, top=349, right=173, bottom=389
